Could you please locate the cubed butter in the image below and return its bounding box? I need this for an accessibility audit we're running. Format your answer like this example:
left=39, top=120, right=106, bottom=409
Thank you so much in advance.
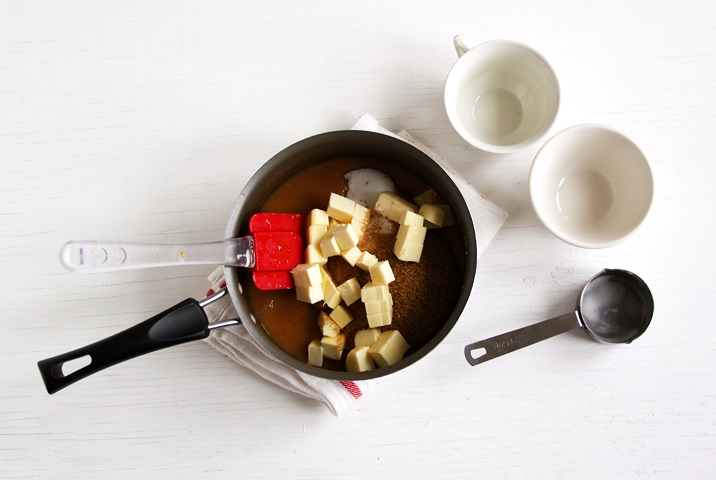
left=364, top=299, right=392, bottom=316
left=307, top=339, right=323, bottom=367
left=336, top=278, right=361, bottom=306
left=305, top=244, right=327, bottom=265
left=327, top=193, right=356, bottom=223
left=369, top=260, right=395, bottom=285
left=374, top=192, right=401, bottom=217
left=394, top=224, right=427, bottom=262
left=290, top=263, right=322, bottom=287
left=436, top=204, right=455, bottom=226
left=361, top=282, right=391, bottom=302
left=346, top=346, right=376, bottom=373
left=399, top=210, right=424, bottom=226
left=307, top=224, right=328, bottom=244
left=340, top=246, right=362, bottom=266
left=354, top=328, right=381, bottom=348
left=321, top=334, right=346, bottom=360
left=329, top=305, right=353, bottom=329
left=307, top=208, right=329, bottom=226
left=334, top=224, right=359, bottom=250
left=396, top=223, right=427, bottom=245
left=318, top=311, right=341, bottom=337
left=295, top=285, right=323, bottom=304
left=356, top=251, right=379, bottom=271
left=387, top=197, right=418, bottom=223
left=367, top=311, right=392, bottom=328
left=321, top=270, right=342, bottom=309
left=350, top=217, right=366, bottom=238
left=352, top=203, right=370, bottom=223
left=395, top=242, right=424, bottom=263
left=419, top=204, right=445, bottom=229
left=319, top=232, right=341, bottom=257
left=414, top=188, right=437, bottom=206
left=369, top=330, right=410, bottom=368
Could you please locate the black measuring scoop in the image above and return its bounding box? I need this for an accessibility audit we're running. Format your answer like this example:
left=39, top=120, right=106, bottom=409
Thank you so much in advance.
left=465, top=269, right=654, bottom=365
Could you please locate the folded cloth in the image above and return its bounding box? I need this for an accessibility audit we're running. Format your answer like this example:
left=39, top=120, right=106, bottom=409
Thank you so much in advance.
left=202, top=114, right=508, bottom=416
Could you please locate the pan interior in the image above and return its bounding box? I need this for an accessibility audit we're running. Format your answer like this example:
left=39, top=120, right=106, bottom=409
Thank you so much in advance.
left=225, top=131, right=477, bottom=380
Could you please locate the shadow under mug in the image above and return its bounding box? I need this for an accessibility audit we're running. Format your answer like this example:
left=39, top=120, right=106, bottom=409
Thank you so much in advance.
left=444, top=36, right=560, bottom=154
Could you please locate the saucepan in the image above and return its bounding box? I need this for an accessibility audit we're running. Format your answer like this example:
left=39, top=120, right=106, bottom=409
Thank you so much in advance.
left=38, top=130, right=478, bottom=394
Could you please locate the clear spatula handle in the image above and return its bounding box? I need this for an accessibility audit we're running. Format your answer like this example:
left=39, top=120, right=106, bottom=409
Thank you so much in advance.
left=60, top=238, right=255, bottom=273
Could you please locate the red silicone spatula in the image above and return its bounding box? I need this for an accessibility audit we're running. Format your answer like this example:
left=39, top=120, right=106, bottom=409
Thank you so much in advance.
left=60, top=213, right=305, bottom=290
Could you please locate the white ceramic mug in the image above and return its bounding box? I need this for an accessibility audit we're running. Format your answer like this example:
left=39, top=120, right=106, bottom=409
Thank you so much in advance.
left=444, top=36, right=560, bottom=154
left=529, top=124, right=654, bottom=248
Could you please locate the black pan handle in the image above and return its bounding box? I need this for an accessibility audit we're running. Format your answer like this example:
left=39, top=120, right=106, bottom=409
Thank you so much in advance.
left=38, top=298, right=210, bottom=394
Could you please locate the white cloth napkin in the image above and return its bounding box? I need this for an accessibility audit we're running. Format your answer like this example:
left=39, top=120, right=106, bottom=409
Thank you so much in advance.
left=202, top=114, right=508, bottom=416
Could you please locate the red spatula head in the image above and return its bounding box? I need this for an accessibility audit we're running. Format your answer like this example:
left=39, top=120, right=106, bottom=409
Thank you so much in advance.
left=249, top=213, right=304, bottom=290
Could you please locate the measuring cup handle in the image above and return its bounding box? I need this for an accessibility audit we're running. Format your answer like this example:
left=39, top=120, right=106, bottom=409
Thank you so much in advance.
left=464, top=312, right=581, bottom=366
left=37, top=298, right=210, bottom=394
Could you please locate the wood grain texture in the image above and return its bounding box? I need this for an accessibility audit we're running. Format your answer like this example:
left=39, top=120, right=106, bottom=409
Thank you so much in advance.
left=2, top=0, right=715, bottom=478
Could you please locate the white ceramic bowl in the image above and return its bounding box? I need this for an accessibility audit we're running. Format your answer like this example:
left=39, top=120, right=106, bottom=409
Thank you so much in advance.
left=444, top=39, right=560, bottom=154
left=529, top=125, right=654, bottom=248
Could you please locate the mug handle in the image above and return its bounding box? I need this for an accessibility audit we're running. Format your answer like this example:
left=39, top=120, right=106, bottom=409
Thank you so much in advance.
left=453, top=34, right=472, bottom=57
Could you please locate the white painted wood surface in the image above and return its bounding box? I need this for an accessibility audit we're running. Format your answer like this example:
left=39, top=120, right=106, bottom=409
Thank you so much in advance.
left=2, top=1, right=714, bottom=478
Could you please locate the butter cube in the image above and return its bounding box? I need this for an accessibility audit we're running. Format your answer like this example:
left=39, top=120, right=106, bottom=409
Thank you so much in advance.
left=307, top=208, right=329, bottom=226
left=305, top=244, right=327, bottom=265
left=367, top=311, right=392, bottom=328
left=369, top=330, right=410, bottom=368
left=414, top=188, right=438, bottom=206
left=399, top=210, right=424, bottom=226
left=396, top=223, right=427, bottom=245
left=295, top=285, right=323, bottom=304
left=374, top=192, right=399, bottom=217
left=419, top=204, right=445, bottom=229
left=365, top=299, right=393, bottom=317
left=364, top=295, right=392, bottom=327
left=356, top=251, right=379, bottom=271
left=340, top=246, right=362, bottom=266
left=369, top=260, right=395, bottom=285
left=436, top=204, right=455, bottom=226
left=361, top=282, right=391, bottom=302
left=353, top=203, right=370, bottom=223
left=354, top=328, right=381, bottom=348
left=321, top=271, right=342, bottom=309
left=388, top=197, right=418, bottom=223
left=334, top=224, right=359, bottom=250
left=308, top=339, right=323, bottom=367
left=351, top=217, right=366, bottom=238
left=307, top=224, right=328, bottom=244
left=346, top=346, right=376, bottom=373
left=329, top=305, right=353, bottom=329
left=318, top=311, right=341, bottom=337
left=327, top=193, right=356, bottom=223
left=364, top=299, right=391, bottom=315
left=394, top=224, right=427, bottom=262
left=336, top=278, right=361, bottom=306
left=375, top=191, right=416, bottom=221
left=291, top=263, right=322, bottom=287
left=319, top=232, right=341, bottom=257
left=395, top=242, right=424, bottom=263
left=321, top=333, right=346, bottom=360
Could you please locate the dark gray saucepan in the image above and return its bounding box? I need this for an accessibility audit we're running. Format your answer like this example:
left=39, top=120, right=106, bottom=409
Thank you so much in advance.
left=38, top=130, right=478, bottom=394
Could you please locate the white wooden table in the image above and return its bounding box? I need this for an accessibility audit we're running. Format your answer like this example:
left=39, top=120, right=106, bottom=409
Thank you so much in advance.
left=2, top=1, right=714, bottom=478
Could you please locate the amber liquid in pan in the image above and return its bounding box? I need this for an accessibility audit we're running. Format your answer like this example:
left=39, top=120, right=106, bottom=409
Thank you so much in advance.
left=243, top=157, right=464, bottom=371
